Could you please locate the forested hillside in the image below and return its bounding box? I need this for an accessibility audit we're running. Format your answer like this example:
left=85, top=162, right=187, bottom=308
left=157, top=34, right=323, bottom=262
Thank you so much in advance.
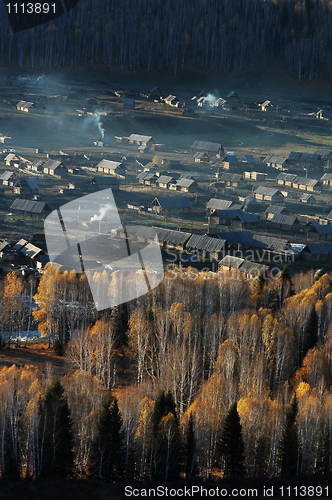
left=1, top=0, right=332, bottom=80
left=0, top=266, right=332, bottom=479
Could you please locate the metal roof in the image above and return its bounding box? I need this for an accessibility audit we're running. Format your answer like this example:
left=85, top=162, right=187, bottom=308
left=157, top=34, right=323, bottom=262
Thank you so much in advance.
left=321, top=173, right=332, bottom=181
left=13, top=238, right=28, bottom=250
left=137, top=171, right=157, bottom=180
left=292, top=176, right=319, bottom=187
left=192, top=141, right=222, bottom=153
left=254, top=186, right=283, bottom=196
left=314, top=149, right=332, bottom=156
left=288, top=152, right=320, bottom=162
left=251, top=235, right=292, bottom=253
left=152, top=196, right=192, bottom=209
left=11, top=199, right=51, bottom=214
left=207, top=198, right=234, bottom=210
left=300, top=193, right=316, bottom=201
left=277, top=173, right=297, bottom=181
left=43, top=159, right=61, bottom=170
left=308, top=222, right=332, bottom=234
left=220, top=172, right=242, bottom=182
left=186, top=234, right=226, bottom=252
left=16, top=100, right=34, bottom=109
left=176, top=178, right=196, bottom=188
left=243, top=155, right=257, bottom=164
left=215, top=209, right=243, bottom=219
left=157, top=175, right=174, bottom=184
left=234, top=212, right=260, bottom=223
left=128, top=134, right=154, bottom=143
left=304, top=243, right=332, bottom=255
left=19, top=243, right=42, bottom=259
left=0, top=241, right=10, bottom=252
left=223, top=155, right=238, bottom=165
left=4, top=154, right=16, bottom=162
left=155, top=227, right=191, bottom=245
left=265, top=205, right=288, bottom=214
left=219, top=255, right=244, bottom=268
left=0, top=171, right=15, bottom=181
left=216, top=231, right=253, bottom=245
left=96, top=159, right=123, bottom=170
left=271, top=214, right=299, bottom=225
left=264, top=156, right=288, bottom=164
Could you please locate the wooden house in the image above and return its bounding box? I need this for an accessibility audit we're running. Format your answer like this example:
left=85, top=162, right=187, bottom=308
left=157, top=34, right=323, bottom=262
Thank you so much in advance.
left=207, top=198, right=240, bottom=214
left=219, top=172, right=245, bottom=188
left=156, top=175, right=175, bottom=189
left=265, top=205, right=289, bottom=220
left=10, top=199, right=51, bottom=219
left=194, top=152, right=209, bottom=163
left=96, top=159, right=126, bottom=177
left=0, top=171, right=17, bottom=186
left=191, top=141, right=223, bottom=156
left=254, top=186, right=284, bottom=203
left=151, top=196, right=192, bottom=214
left=271, top=214, right=300, bottom=232
left=231, top=212, right=260, bottom=229
left=186, top=234, right=226, bottom=260
left=264, top=156, right=289, bottom=170
left=321, top=173, right=332, bottom=186
left=136, top=171, right=158, bottom=185
left=300, top=193, right=316, bottom=204
left=16, top=100, right=35, bottom=112
left=307, top=222, right=332, bottom=241
left=13, top=178, right=39, bottom=196
left=244, top=171, right=267, bottom=182
left=128, top=134, right=155, bottom=147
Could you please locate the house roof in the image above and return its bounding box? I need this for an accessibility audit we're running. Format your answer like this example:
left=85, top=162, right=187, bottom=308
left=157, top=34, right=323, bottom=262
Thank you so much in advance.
left=4, top=154, right=16, bottom=162
left=265, top=205, right=288, bottom=214
left=194, top=152, right=209, bottom=159
left=264, top=156, right=288, bottom=164
left=13, top=238, right=28, bottom=250
left=215, top=209, right=243, bottom=219
left=186, top=234, right=226, bottom=253
left=277, top=173, right=297, bottom=182
left=216, top=231, right=253, bottom=245
left=176, top=178, right=196, bottom=188
left=96, top=159, right=123, bottom=170
left=220, top=172, right=242, bottom=182
left=16, top=100, right=34, bottom=109
left=0, top=240, right=11, bottom=252
left=254, top=186, right=283, bottom=196
left=207, top=198, right=234, bottom=210
left=234, top=212, right=260, bottom=223
left=303, top=243, right=332, bottom=255
left=251, top=234, right=292, bottom=253
left=192, top=141, right=222, bottom=153
left=152, top=196, right=192, bottom=209
left=239, top=261, right=269, bottom=275
left=300, top=193, right=316, bottom=201
left=223, top=155, right=238, bottom=165
left=219, top=255, right=244, bottom=268
left=314, top=149, right=332, bottom=156
left=261, top=100, right=272, bottom=107
left=271, top=214, right=299, bottom=225
left=243, top=155, right=257, bottom=164
left=292, top=176, right=319, bottom=187
left=43, top=159, right=61, bottom=170
left=321, top=173, right=332, bottom=181
left=124, top=98, right=135, bottom=105
left=10, top=199, right=51, bottom=214
left=308, top=222, right=332, bottom=234
left=19, top=243, right=42, bottom=259
left=14, top=178, right=39, bottom=190
left=288, top=152, right=320, bottom=162
left=227, top=91, right=238, bottom=99
left=157, top=175, right=174, bottom=184
left=128, top=134, right=154, bottom=143
left=137, top=171, right=157, bottom=181
left=0, top=171, right=16, bottom=181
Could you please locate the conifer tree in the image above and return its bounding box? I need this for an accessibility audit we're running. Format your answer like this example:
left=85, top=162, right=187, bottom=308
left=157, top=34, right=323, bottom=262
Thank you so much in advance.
left=185, top=413, right=197, bottom=478
left=315, top=268, right=326, bottom=281
left=279, top=394, right=298, bottom=476
left=217, top=402, right=245, bottom=478
left=38, top=377, right=75, bottom=478
left=90, top=396, right=124, bottom=482
left=303, top=306, right=319, bottom=358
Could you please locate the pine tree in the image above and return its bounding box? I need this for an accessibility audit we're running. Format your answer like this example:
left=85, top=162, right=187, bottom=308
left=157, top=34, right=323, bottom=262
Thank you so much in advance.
left=90, top=396, right=124, bottom=482
left=303, top=306, right=319, bottom=358
left=217, top=402, right=245, bottom=478
left=38, top=377, right=75, bottom=478
left=315, top=268, right=326, bottom=281
left=279, top=393, right=298, bottom=476
left=185, top=413, right=197, bottom=478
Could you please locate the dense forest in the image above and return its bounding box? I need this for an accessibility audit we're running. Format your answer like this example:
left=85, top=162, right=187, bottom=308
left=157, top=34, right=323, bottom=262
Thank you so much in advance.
left=0, top=266, right=331, bottom=480
left=1, top=0, right=332, bottom=80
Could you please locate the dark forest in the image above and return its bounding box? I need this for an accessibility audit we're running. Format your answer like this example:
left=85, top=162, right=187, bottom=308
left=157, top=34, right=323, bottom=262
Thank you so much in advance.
left=1, top=0, right=332, bottom=80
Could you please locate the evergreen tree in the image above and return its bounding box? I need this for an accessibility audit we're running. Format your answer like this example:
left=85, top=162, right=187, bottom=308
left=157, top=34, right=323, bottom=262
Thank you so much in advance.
left=90, top=396, right=124, bottom=482
left=303, top=307, right=319, bottom=358
left=315, top=268, right=326, bottom=281
left=38, top=377, right=75, bottom=478
left=151, top=390, right=180, bottom=481
left=279, top=393, right=298, bottom=476
left=185, top=413, right=197, bottom=478
left=217, top=402, right=245, bottom=478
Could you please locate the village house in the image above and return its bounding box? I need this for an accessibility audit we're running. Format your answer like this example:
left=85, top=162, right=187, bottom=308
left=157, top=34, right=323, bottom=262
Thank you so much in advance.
left=206, top=198, right=241, bottom=214
left=314, top=149, right=332, bottom=161
left=321, top=173, right=332, bottom=186
left=172, top=178, right=198, bottom=193
left=244, top=171, right=267, bottom=182
left=4, top=153, right=20, bottom=167
left=194, top=152, right=209, bottom=163
left=0, top=241, right=18, bottom=263
left=231, top=212, right=260, bottom=229
left=16, top=100, right=35, bottom=112
left=276, top=173, right=297, bottom=187
left=264, top=155, right=289, bottom=170
left=128, top=134, right=155, bottom=147
left=300, top=193, right=316, bottom=204
left=218, top=255, right=244, bottom=272
left=96, top=159, right=126, bottom=177
left=214, top=209, right=243, bottom=225
left=250, top=234, right=295, bottom=262
left=150, top=196, right=192, bottom=214
left=13, top=178, right=39, bottom=196
left=291, top=176, right=321, bottom=192
left=90, top=176, right=121, bottom=191
left=185, top=234, right=226, bottom=260
left=287, top=151, right=321, bottom=168
left=253, top=186, right=284, bottom=203
left=216, top=231, right=253, bottom=249
left=271, top=214, right=300, bottom=232
left=265, top=205, right=289, bottom=220
left=10, top=199, right=51, bottom=219
left=0, top=171, right=17, bottom=186
left=239, top=261, right=270, bottom=279
left=219, top=172, right=245, bottom=188
left=136, top=171, right=158, bottom=185
left=165, top=95, right=181, bottom=107
left=156, top=175, right=176, bottom=189
left=301, top=243, right=332, bottom=261
left=124, top=98, right=135, bottom=109
left=259, top=100, right=275, bottom=112
left=30, top=160, right=45, bottom=172
left=226, top=91, right=241, bottom=105
left=222, top=154, right=239, bottom=170
left=307, top=222, right=332, bottom=241
left=43, top=159, right=68, bottom=177
left=191, top=140, right=224, bottom=156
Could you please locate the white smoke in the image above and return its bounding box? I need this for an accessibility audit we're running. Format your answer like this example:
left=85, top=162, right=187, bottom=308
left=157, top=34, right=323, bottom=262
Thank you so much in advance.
left=90, top=203, right=114, bottom=222
left=205, top=93, right=217, bottom=105
left=84, top=110, right=105, bottom=138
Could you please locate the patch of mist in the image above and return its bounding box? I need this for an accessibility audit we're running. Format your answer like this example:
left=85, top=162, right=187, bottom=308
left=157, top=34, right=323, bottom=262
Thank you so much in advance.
left=83, top=110, right=105, bottom=138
